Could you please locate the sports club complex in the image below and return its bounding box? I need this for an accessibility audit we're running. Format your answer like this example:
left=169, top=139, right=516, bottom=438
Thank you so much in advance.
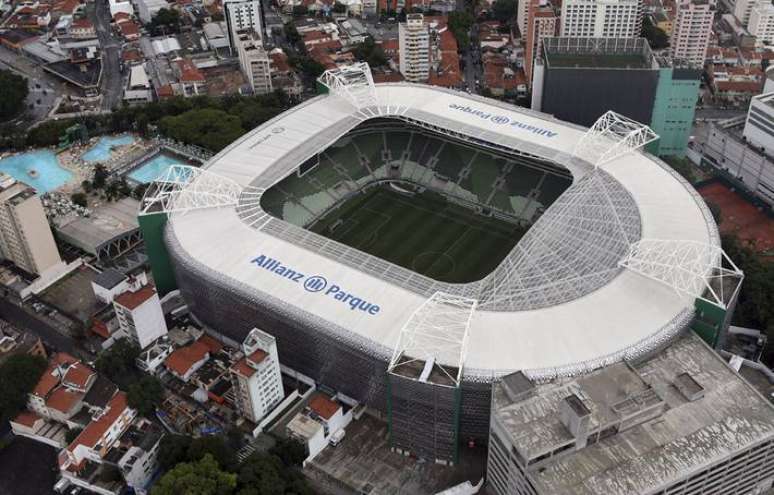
left=139, top=64, right=742, bottom=463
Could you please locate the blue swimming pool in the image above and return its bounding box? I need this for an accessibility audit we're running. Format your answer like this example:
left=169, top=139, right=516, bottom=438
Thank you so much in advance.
left=128, top=153, right=187, bottom=183
left=0, top=150, right=73, bottom=192
left=81, top=134, right=135, bottom=162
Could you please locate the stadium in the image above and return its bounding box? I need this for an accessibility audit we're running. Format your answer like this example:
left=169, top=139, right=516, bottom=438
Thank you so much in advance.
left=139, top=65, right=741, bottom=463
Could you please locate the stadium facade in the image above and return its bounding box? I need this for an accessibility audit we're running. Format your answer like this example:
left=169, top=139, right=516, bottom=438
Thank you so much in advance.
left=140, top=65, right=742, bottom=464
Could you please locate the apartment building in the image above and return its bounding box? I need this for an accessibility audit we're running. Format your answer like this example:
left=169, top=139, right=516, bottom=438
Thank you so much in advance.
left=236, top=30, right=273, bottom=95
left=749, top=1, right=774, bottom=46
left=230, top=328, right=284, bottom=423
left=0, top=173, right=62, bottom=276
left=399, top=13, right=430, bottom=82
left=524, top=0, right=558, bottom=86
left=671, top=0, right=715, bottom=66
left=224, top=0, right=262, bottom=52
left=560, top=0, right=642, bottom=38
left=113, top=284, right=168, bottom=350
left=734, top=0, right=757, bottom=26
left=487, top=332, right=774, bottom=495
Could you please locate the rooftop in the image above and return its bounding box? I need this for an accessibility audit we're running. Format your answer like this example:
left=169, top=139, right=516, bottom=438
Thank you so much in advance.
left=113, top=285, right=156, bottom=310
left=68, top=391, right=130, bottom=454
left=543, top=37, right=653, bottom=69
left=92, top=268, right=126, bottom=290
left=492, top=333, right=774, bottom=495
left=308, top=393, right=340, bottom=420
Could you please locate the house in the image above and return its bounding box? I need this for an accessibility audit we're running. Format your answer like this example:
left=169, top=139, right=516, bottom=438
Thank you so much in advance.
left=175, top=58, right=207, bottom=96
left=163, top=334, right=222, bottom=382
left=286, top=392, right=352, bottom=463
left=28, top=353, right=96, bottom=427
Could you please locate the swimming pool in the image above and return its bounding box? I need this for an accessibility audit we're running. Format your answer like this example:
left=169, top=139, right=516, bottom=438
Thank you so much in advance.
left=0, top=150, right=73, bottom=192
left=128, top=153, right=188, bottom=183
left=81, top=134, right=135, bottom=162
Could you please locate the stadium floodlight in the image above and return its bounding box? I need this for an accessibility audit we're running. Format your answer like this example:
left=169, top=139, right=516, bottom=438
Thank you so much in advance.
left=388, top=292, right=477, bottom=388
left=572, top=111, right=659, bottom=167
left=139, top=165, right=245, bottom=216
left=317, top=62, right=378, bottom=110
left=619, top=239, right=744, bottom=310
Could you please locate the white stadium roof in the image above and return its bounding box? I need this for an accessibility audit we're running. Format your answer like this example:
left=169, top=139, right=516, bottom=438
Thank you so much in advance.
left=155, top=67, right=731, bottom=381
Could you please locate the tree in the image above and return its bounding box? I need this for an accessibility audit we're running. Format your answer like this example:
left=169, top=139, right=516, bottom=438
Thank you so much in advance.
left=291, top=5, right=308, bottom=17
left=448, top=11, right=475, bottom=48
left=70, top=192, right=88, bottom=208
left=92, top=163, right=110, bottom=189
left=133, top=182, right=150, bottom=200
left=94, top=338, right=140, bottom=390
left=159, top=109, right=245, bottom=152
left=284, top=22, right=301, bottom=46
left=99, top=464, right=122, bottom=483
left=705, top=199, right=722, bottom=225
left=65, top=427, right=83, bottom=444
left=127, top=376, right=164, bottom=416
left=0, top=70, right=29, bottom=122
left=492, top=0, right=516, bottom=23
left=353, top=38, right=388, bottom=68
left=81, top=180, right=93, bottom=193
left=188, top=436, right=238, bottom=472
left=333, top=2, right=346, bottom=13
left=158, top=434, right=193, bottom=470
left=150, top=8, right=181, bottom=35
left=0, top=354, right=47, bottom=421
left=642, top=17, right=669, bottom=50
left=152, top=454, right=237, bottom=495
left=268, top=438, right=306, bottom=467
left=236, top=455, right=285, bottom=495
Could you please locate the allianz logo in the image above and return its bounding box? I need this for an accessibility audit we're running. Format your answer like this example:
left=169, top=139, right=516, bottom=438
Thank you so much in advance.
left=250, top=255, right=381, bottom=316
left=448, top=103, right=558, bottom=138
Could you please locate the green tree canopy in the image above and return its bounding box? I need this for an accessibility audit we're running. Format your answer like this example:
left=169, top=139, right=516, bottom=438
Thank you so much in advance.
left=333, top=2, right=346, bottom=13
left=159, top=108, right=245, bottom=152
left=268, top=438, right=306, bottom=467
left=0, top=70, right=28, bottom=122
left=0, top=354, right=47, bottom=421
left=150, top=8, right=181, bottom=35
left=94, top=338, right=140, bottom=390
left=448, top=11, right=475, bottom=48
left=158, top=434, right=193, bottom=470
left=152, top=454, right=237, bottom=495
left=70, top=192, right=88, bottom=208
left=353, top=38, right=388, bottom=67
left=127, top=376, right=164, bottom=416
left=642, top=17, right=669, bottom=50
left=491, top=0, right=517, bottom=23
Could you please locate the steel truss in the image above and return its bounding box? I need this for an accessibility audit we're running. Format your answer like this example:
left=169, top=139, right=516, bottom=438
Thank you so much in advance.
left=619, top=239, right=744, bottom=309
left=139, top=165, right=249, bottom=216
left=317, top=62, right=378, bottom=109
left=572, top=111, right=659, bottom=167
left=388, top=292, right=477, bottom=387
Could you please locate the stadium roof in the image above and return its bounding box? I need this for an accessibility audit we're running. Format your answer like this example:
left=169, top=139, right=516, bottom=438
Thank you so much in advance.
left=161, top=79, right=721, bottom=380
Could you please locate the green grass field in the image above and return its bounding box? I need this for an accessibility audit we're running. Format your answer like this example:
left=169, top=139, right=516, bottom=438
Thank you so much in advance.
left=309, top=185, right=526, bottom=283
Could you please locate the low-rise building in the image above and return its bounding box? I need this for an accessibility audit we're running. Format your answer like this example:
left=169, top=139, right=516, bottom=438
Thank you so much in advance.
left=91, top=269, right=148, bottom=305
left=163, top=334, right=222, bottom=382
left=117, top=420, right=164, bottom=495
left=286, top=392, right=351, bottom=463
left=28, top=353, right=96, bottom=427
left=487, top=332, right=774, bottom=495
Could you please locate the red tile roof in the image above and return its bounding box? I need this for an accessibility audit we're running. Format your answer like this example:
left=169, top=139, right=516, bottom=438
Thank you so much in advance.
left=70, top=18, right=93, bottom=29
left=114, top=285, right=156, bottom=310
left=230, top=358, right=256, bottom=378
left=177, top=58, right=205, bottom=82
left=118, top=21, right=140, bottom=38
left=164, top=340, right=210, bottom=376
left=157, top=84, right=175, bottom=98
left=46, top=387, right=83, bottom=413
left=13, top=411, right=41, bottom=428
left=63, top=362, right=95, bottom=389
left=308, top=393, right=339, bottom=420
left=65, top=392, right=129, bottom=465
left=198, top=335, right=223, bottom=354
left=113, top=11, right=131, bottom=22
left=32, top=353, right=78, bottom=397
left=248, top=349, right=267, bottom=365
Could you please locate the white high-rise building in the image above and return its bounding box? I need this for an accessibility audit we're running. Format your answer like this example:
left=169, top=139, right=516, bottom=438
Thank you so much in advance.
left=236, top=30, right=273, bottom=94
left=734, top=0, right=757, bottom=25
left=749, top=1, right=774, bottom=46
left=230, top=328, right=284, bottom=424
left=399, top=13, right=430, bottom=83
left=517, top=0, right=531, bottom=39
left=224, top=0, right=262, bottom=52
left=670, top=0, right=715, bottom=66
left=0, top=174, right=62, bottom=276
left=560, top=0, right=642, bottom=38
left=113, top=284, right=168, bottom=350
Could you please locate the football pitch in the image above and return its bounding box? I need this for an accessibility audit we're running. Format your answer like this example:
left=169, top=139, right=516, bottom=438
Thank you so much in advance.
left=309, top=184, right=526, bottom=283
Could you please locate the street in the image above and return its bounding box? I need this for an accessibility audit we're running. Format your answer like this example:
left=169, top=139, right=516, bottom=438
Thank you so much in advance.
left=0, top=298, right=81, bottom=357
left=0, top=46, right=67, bottom=125
left=89, top=0, right=124, bottom=110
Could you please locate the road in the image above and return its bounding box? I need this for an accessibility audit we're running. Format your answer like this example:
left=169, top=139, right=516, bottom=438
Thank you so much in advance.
left=89, top=0, right=124, bottom=110
left=0, top=298, right=80, bottom=356
left=0, top=46, right=67, bottom=125
left=694, top=107, right=748, bottom=120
